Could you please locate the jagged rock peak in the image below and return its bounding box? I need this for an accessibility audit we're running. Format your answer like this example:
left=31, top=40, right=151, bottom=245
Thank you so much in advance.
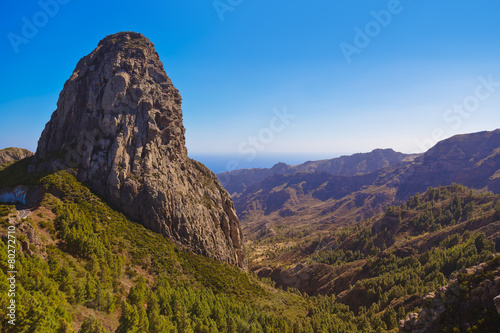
left=98, top=31, right=151, bottom=47
left=31, top=31, right=247, bottom=269
left=35, top=31, right=186, bottom=165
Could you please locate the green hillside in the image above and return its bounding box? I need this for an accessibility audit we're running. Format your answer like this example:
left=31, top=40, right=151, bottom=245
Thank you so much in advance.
left=0, top=159, right=376, bottom=332
left=1, top=158, right=499, bottom=332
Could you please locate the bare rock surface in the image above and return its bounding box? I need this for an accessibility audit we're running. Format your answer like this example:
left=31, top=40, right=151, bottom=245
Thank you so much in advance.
left=0, top=148, right=33, bottom=165
left=399, top=256, right=500, bottom=332
left=31, top=32, right=246, bottom=269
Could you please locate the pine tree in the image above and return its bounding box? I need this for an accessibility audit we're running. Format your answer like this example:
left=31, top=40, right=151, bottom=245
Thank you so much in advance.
left=177, top=303, right=194, bottom=333
left=78, top=315, right=109, bottom=333
left=138, top=307, right=150, bottom=333
left=117, top=300, right=140, bottom=333
left=382, top=305, right=397, bottom=330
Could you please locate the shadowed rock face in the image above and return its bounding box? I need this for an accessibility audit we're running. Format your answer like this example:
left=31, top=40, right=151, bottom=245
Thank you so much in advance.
left=31, top=32, right=247, bottom=269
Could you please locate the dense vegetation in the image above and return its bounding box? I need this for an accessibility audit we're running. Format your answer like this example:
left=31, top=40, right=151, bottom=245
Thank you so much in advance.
left=286, top=184, right=499, bottom=330
left=0, top=162, right=394, bottom=332
left=353, top=232, right=494, bottom=307
left=0, top=165, right=310, bottom=332
left=446, top=254, right=500, bottom=332
left=0, top=159, right=499, bottom=332
left=313, top=184, right=498, bottom=264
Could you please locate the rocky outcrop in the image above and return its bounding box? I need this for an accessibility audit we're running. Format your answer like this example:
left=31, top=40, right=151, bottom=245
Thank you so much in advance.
left=254, top=260, right=365, bottom=297
left=255, top=263, right=337, bottom=296
left=0, top=148, right=33, bottom=165
left=30, top=32, right=246, bottom=269
left=17, top=221, right=45, bottom=257
left=399, top=256, right=500, bottom=333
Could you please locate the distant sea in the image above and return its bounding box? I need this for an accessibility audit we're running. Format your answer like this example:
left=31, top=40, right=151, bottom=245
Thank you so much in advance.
left=189, top=153, right=340, bottom=174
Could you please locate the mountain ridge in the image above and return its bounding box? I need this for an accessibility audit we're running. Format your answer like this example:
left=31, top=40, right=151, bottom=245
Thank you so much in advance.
left=225, top=129, right=500, bottom=315
left=230, top=129, right=500, bottom=237
left=218, top=148, right=416, bottom=196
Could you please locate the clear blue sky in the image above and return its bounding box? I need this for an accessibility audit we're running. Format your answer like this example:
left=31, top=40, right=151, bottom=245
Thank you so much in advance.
left=1, top=0, right=499, bottom=160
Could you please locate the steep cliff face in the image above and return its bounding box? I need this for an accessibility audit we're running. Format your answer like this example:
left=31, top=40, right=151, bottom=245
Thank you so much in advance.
left=31, top=32, right=246, bottom=269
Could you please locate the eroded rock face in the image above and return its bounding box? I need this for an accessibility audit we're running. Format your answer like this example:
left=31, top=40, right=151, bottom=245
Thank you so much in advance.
left=31, top=32, right=246, bottom=269
left=399, top=257, right=500, bottom=333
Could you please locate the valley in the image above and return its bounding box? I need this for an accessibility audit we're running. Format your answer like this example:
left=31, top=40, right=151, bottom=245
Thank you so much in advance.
left=0, top=31, right=499, bottom=333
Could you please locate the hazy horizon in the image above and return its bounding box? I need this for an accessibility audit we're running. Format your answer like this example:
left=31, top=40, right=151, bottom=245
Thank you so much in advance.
left=190, top=152, right=343, bottom=174
left=2, top=127, right=497, bottom=174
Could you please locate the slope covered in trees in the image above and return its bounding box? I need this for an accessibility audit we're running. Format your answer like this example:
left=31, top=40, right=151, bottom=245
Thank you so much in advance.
left=0, top=159, right=405, bottom=332
left=253, top=184, right=500, bottom=330
left=1, top=158, right=499, bottom=332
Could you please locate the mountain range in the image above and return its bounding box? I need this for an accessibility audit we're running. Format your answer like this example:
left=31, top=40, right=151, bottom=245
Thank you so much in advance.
left=218, top=148, right=416, bottom=196
left=218, top=129, right=500, bottom=241
left=215, top=129, right=500, bottom=329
